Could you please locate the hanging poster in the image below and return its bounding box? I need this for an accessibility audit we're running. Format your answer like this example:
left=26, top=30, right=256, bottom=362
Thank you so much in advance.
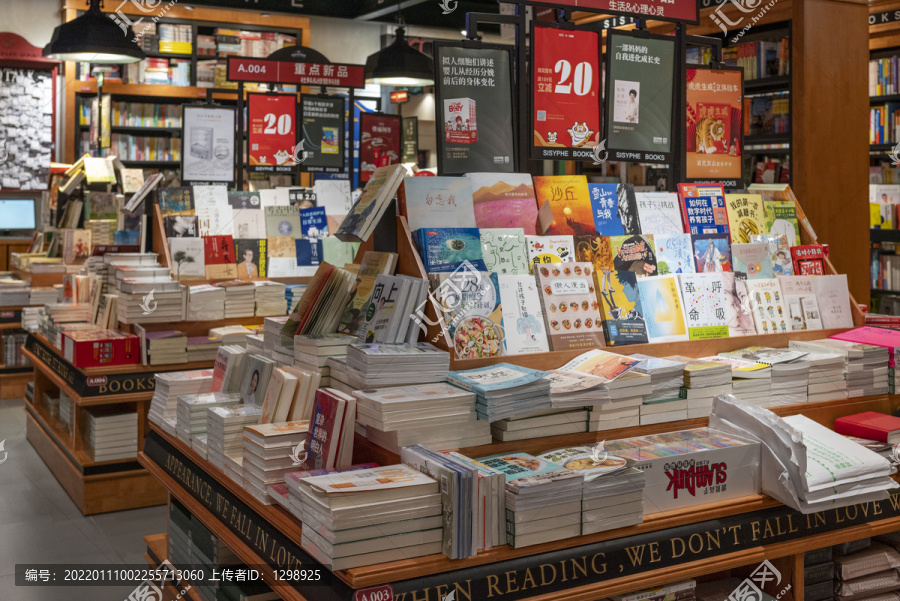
left=531, top=24, right=601, bottom=161
left=604, top=31, right=675, bottom=164
left=685, top=66, right=744, bottom=187
left=434, top=42, right=516, bottom=175
left=247, top=93, right=297, bottom=173
left=182, top=105, right=236, bottom=184
left=299, top=94, right=345, bottom=174
left=359, top=112, right=401, bottom=184
left=402, top=117, right=419, bottom=164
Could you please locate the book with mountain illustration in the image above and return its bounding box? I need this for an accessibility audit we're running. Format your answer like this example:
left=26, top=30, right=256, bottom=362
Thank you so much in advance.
left=534, top=175, right=595, bottom=236
left=466, top=172, right=539, bottom=234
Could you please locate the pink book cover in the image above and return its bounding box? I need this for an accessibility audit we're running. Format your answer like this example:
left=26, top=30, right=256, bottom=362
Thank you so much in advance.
left=831, top=327, right=900, bottom=367
left=303, top=389, right=345, bottom=470
left=210, top=351, right=228, bottom=392
left=467, top=173, right=540, bottom=235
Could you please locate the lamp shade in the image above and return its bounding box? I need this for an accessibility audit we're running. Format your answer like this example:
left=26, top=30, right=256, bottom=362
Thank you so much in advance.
left=267, top=45, right=331, bottom=64
left=43, top=0, right=145, bottom=64
left=365, top=27, right=434, bottom=87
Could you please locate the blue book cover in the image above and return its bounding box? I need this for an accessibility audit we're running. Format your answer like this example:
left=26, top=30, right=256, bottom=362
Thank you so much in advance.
left=296, top=238, right=323, bottom=266
left=475, top=452, right=563, bottom=481
left=683, top=195, right=729, bottom=235
left=588, top=183, right=625, bottom=237
left=448, top=363, right=548, bottom=395
left=415, top=227, right=488, bottom=273
left=300, top=206, right=329, bottom=238
left=113, top=230, right=139, bottom=245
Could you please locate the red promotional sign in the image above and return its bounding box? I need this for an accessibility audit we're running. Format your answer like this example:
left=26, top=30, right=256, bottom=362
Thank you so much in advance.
left=531, top=25, right=601, bottom=161
left=227, top=57, right=365, bottom=88
left=520, top=0, right=698, bottom=25
left=684, top=67, right=743, bottom=185
left=247, top=93, right=297, bottom=173
left=359, top=113, right=402, bottom=184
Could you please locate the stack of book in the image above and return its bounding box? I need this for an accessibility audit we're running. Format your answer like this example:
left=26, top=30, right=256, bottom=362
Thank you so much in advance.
left=209, top=325, right=254, bottom=346
left=109, top=264, right=171, bottom=295
left=805, top=352, right=849, bottom=401
left=285, top=283, right=307, bottom=313
left=186, top=335, right=221, bottom=362
left=491, top=408, right=588, bottom=442
left=354, top=383, right=490, bottom=453
left=148, top=369, right=214, bottom=435
left=537, top=446, right=644, bottom=535
left=84, top=407, right=138, bottom=462
left=546, top=370, right=611, bottom=408
left=216, top=281, right=256, bottom=318
left=187, top=285, right=226, bottom=321
left=59, top=391, right=73, bottom=432
left=675, top=357, right=733, bottom=419
left=189, top=517, right=241, bottom=601
left=224, top=452, right=244, bottom=486
left=344, top=343, right=450, bottom=389
left=42, top=304, right=93, bottom=343
left=168, top=498, right=193, bottom=568
left=792, top=339, right=890, bottom=397
left=0, top=280, right=29, bottom=305
left=242, top=421, right=310, bottom=504
left=205, top=400, right=256, bottom=470
left=292, top=464, right=443, bottom=569
left=448, top=363, right=551, bottom=422
left=145, top=330, right=188, bottom=365
left=587, top=373, right=652, bottom=431
left=704, top=356, right=772, bottom=409
left=175, top=392, right=241, bottom=446
left=263, top=316, right=288, bottom=353
left=254, top=281, right=287, bottom=316
left=117, top=285, right=184, bottom=324
left=294, top=334, right=354, bottom=380
left=631, top=355, right=688, bottom=424
left=770, top=360, right=811, bottom=405
left=277, top=463, right=378, bottom=516
left=29, top=287, right=59, bottom=305
left=479, top=452, right=583, bottom=548
left=832, top=542, right=900, bottom=601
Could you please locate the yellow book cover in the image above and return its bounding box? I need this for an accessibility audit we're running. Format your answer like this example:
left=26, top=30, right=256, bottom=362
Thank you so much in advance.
left=533, top=175, right=594, bottom=236
left=725, top=193, right=765, bottom=244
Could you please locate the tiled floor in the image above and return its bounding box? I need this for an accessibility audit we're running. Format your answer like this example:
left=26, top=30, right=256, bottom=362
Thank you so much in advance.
left=0, top=398, right=167, bottom=601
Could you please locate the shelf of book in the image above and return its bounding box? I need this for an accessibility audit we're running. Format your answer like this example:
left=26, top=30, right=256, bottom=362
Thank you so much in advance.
left=141, top=403, right=900, bottom=601
left=744, top=75, right=791, bottom=95
left=744, top=133, right=792, bottom=146
left=871, top=228, right=900, bottom=243
left=143, top=534, right=207, bottom=601
left=111, top=126, right=183, bottom=135
left=871, top=143, right=895, bottom=151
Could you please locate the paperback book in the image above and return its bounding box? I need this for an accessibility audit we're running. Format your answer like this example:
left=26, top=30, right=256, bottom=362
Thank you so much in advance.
left=466, top=172, right=539, bottom=234
left=778, top=275, right=823, bottom=330
left=692, top=233, right=732, bottom=273
left=654, top=233, right=695, bottom=275
left=731, top=242, right=774, bottom=279
left=534, top=262, right=606, bottom=350
left=678, top=272, right=729, bottom=340
left=725, top=194, right=765, bottom=244
left=791, top=245, right=826, bottom=276
left=534, top=175, right=594, bottom=236
left=635, top=192, right=683, bottom=236
left=764, top=200, right=800, bottom=246
left=525, top=235, right=575, bottom=270
left=751, top=234, right=793, bottom=276
left=612, top=234, right=657, bottom=278
left=746, top=278, right=788, bottom=334
left=498, top=274, right=550, bottom=355
left=637, top=275, right=688, bottom=342
left=403, top=176, right=477, bottom=232
left=480, top=228, right=528, bottom=275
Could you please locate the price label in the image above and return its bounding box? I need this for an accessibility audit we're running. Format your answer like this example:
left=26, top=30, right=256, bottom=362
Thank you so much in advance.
left=354, top=585, right=394, bottom=601
left=531, top=26, right=601, bottom=161
left=247, top=93, right=297, bottom=173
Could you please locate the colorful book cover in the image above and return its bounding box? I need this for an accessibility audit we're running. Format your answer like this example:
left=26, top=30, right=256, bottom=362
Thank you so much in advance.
left=559, top=348, right=641, bottom=380
left=676, top=183, right=726, bottom=234
left=654, top=233, right=695, bottom=275
left=85, top=191, right=118, bottom=220
left=751, top=234, right=792, bottom=276
left=611, top=234, right=657, bottom=278
left=498, top=274, right=550, bottom=355
left=475, top=452, right=562, bottom=481
left=234, top=238, right=267, bottom=280
left=415, top=228, right=487, bottom=273
left=168, top=237, right=206, bottom=279
left=722, top=272, right=755, bottom=336
left=158, top=187, right=194, bottom=216
left=403, top=176, right=477, bottom=232
left=304, top=389, right=344, bottom=469
left=300, top=206, right=329, bottom=238
left=534, top=262, right=606, bottom=350
left=692, top=232, right=732, bottom=273
left=480, top=228, right=528, bottom=275
left=466, top=172, right=539, bottom=235
left=448, top=363, right=547, bottom=395
left=203, top=235, right=237, bottom=280
left=574, top=235, right=614, bottom=277
left=264, top=205, right=302, bottom=238
left=268, top=236, right=296, bottom=258
left=778, top=275, right=823, bottom=331
left=764, top=200, right=800, bottom=246
left=812, top=274, right=854, bottom=329
left=871, top=203, right=893, bottom=230
left=432, top=271, right=505, bottom=359
left=533, top=175, right=595, bottom=236
left=725, top=194, right=765, bottom=243
left=731, top=242, right=774, bottom=280
left=296, top=239, right=323, bottom=272
left=525, top=235, right=575, bottom=271
left=746, top=278, right=788, bottom=335
left=588, top=183, right=626, bottom=237
left=678, top=272, right=729, bottom=340
left=337, top=251, right=397, bottom=335
left=63, top=229, right=92, bottom=264
left=637, top=275, right=689, bottom=342
left=336, top=164, right=406, bottom=242
left=163, top=215, right=198, bottom=238
left=791, top=245, right=826, bottom=276
left=596, top=267, right=648, bottom=346
left=635, top=192, right=683, bottom=236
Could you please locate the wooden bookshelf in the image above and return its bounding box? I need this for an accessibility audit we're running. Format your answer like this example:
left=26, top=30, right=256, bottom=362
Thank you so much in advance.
left=143, top=534, right=206, bottom=601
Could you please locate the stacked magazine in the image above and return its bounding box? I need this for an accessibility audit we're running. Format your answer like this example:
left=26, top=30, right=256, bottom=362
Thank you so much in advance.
left=557, top=350, right=648, bottom=431
left=491, top=408, right=588, bottom=442
left=85, top=407, right=138, bottom=462
left=791, top=339, right=890, bottom=397
left=545, top=370, right=611, bottom=408
left=803, top=352, right=849, bottom=402
left=703, top=355, right=772, bottom=408
left=448, top=363, right=551, bottom=422
left=671, top=356, right=733, bottom=419
left=343, top=343, right=451, bottom=389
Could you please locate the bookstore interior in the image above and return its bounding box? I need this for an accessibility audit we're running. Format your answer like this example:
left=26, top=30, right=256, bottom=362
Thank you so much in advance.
left=9, top=0, right=900, bottom=600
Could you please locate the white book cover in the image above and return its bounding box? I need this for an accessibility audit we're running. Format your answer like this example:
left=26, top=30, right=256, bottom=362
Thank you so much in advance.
left=678, top=273, right=729, bottom=340
left=259, top=188, right=290, bottom=207
left=192, top=185, right=229, bottom=210
left=268, top=257, right=300, bottom=277
left=403, top=176, right=477, bottom=232
left=233, top=209, right=266, bottom=239
left=498, top=274, right=550, bottom=355
left=300, top=464, right=437, bottom=495
left=869, top=184, right=900, bottom=206
left=635, top=192, right=684, bottom=236
left=812, top=274, right=854, bottom=329
left=779, top=276, right=824, bottom=331
left=745, top=278, right=788, bottom=335
left=167, top=238, right=206, bottom=278
left=480, top=228, right=528, bottom=275
left=524, top=235, right=575, bottom=271
left=196, top=204, right=234, bottom=237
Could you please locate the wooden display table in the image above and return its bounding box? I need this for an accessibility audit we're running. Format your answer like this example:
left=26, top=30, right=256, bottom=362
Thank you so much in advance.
left=0, top=305, right=34, bottom=400
left=140, top=392, right=900, bottom=601
left=21, top=332, right=214, bottom=515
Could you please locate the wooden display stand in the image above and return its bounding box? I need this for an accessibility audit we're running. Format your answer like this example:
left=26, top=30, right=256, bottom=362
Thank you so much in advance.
left=0, top=306, right=34, bottom=400
left=19, top=332, right=215, bottom=515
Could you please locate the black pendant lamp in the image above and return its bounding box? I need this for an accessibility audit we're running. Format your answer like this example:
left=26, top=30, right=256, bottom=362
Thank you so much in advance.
left=43, top=0, right=146, bottom=64
left=364, top=27, right=434, bottom=87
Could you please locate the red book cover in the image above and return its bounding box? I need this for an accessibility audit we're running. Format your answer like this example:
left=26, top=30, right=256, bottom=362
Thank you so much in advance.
left=835, top=411, right=900, bottom=443
left=790, top=244, right=826, bottom=276
left=676, top=183, right=726, bottom=235
left=62, top=330, right=140, bottom=368
left=303, top=389, right=346, bottom=470
left=203, top=235, right=236, bottom=264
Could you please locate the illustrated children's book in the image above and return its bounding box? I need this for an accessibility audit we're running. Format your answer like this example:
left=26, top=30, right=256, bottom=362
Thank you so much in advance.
left=654, top=233, right=694, bottom=275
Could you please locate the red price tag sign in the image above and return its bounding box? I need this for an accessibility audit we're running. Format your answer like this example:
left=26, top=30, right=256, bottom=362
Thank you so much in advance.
left=247, top=93, right=297, bottom=173
left=531, top=26, right=601, bottom=161
left=354, top=586, right=393, bottom=601
left=227, top=58, right=280, bottom=83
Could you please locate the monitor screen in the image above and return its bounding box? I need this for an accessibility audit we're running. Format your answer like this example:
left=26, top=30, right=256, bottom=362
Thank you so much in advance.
left=0, top=199, right=36, bottom=229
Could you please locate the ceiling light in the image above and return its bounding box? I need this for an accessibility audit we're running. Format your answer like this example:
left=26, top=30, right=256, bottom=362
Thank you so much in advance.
left=364, top=27, right=434, bottom=87
left=43, top=0, right=146, bottom=64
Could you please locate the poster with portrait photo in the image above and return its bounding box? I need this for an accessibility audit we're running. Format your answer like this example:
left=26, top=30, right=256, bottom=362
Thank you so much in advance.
left=604, top=30, right=675, bottom=163
left=182, top=105, right=236, bottom=184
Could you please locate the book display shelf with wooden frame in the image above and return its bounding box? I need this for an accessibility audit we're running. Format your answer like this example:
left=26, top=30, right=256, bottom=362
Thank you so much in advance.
left=0, top=306, right=35, bottom=400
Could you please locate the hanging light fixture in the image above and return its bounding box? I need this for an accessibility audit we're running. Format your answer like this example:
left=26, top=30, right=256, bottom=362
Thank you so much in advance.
left=364, top=27, right=434, bottom=87
left=43, top=0, right=146, bottom=64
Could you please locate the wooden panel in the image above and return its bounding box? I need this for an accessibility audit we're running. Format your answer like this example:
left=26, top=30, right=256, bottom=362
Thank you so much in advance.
left=0, top=371, right=31, bottom=399
left=26, top=411, right=85, bottom=510
left=793, top=0, right=870, bottom=305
